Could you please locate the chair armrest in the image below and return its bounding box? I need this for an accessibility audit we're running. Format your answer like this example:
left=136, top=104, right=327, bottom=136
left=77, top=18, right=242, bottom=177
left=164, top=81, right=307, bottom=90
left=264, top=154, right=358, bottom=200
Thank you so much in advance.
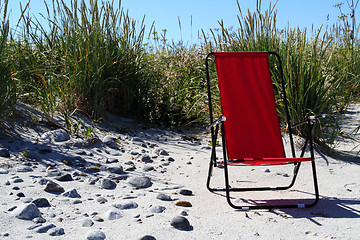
left=292, top=114, right=326, bottom=128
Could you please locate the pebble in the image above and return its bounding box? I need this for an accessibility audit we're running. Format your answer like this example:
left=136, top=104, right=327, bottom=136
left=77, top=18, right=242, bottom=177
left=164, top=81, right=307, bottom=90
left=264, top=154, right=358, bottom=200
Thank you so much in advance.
left=101, top=179, right=117, bottom=190
left=13, top=203, right=41, bottom=220
left=16, top=166, right=33, bottom=173
left=107, top=166, right=124, bottom=174
left=80, top=218, right=94, bottom=227
left=174, top=200, right=192, bottom=207
left=63, top=188, right=81, bottom=198
left=93, top=216, right=104, bottom=222
left=44, top=181, right=65, bottom=193
left=35, top=223, right=56, bottom=233
left=106, top=208, right=123, bottom=220
left=32, top=198, right=51, bottom=207
left=148, top=205, right=166, bottom=213
left=139, top=235, right=156, bottom=240
left=55, top=173, right=73, bottom=182
left=127, top=176, right=152, bottom=188
left=141, top=154, right=152, bottom=163
left=103, top=135, right=118, bottom=149
left=48, top=227, right=65, bottom=236
left=154, top=148, right=169, bottom=156
left=0, top=148, right=10, bottom=157
left=86, top=230, right=106, bottom=240
left=112, top=200, right=138, bottom=210
left=0, top=168, right=9, bottom=174
left=170, top=216, right=192, bottom=231
left=97, top=197, right=108, bottom=204
left=156, top=193, right=172, bottom=201
left=179, top=189, right=193, bottom=196
left=41, top=129, right=70, bottom=142
left=32, top=217, right=46, bottom=224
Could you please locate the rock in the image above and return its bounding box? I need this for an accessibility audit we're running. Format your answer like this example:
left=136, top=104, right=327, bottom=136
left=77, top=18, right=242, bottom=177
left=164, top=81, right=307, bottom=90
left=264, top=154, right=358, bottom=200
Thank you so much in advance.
left=141, top=154, right=152, bottom=163
left=97, top=197, right=108, bottom=204
left=107, top=166, right=124, bottom=174
left=17, top=192, right=25, bottom=198
left=179, top=189, right=193, bottom=196
left=154, top=148, right=169, bottom=156
left=105, top=158, right=119, bottom=164
left=21, top=197, right=33, bottom=203
left=13, top=203, right=41, bottom=220
left=101, top=179, right=117, bottom=190
left=32, top=217, right=46, bottom=223
left=35, top=223, right=56, bottom=233
left=73, top=199, right=82, bottom=204
left=112, top=200, right=138, bottom=210
left=44, top=181, right=65, bottom=193
left=41, top=129, right=70, bottom=142
left=48, top=227, right=65, bottom=236
left=132, top=137, right=145, bottom=144
left=106, top=208, right=123, bottom=220
left=63, top=188, right=81, bottom=198
left=55, top=173, right=73, bottom=182
left=38, top=178, right=49, bottom=185
left=156, top=193, right=172, bottom=201
left=179, top=210, right=188, bottom=216
left=148, top=205, right=166, bottom=213
left=0, top=148, right=10, bottom=157
left=170, top=216, right=192, bottom=231
left=16, top=166, right=33, bottom=173
left=0, top=168, right=9, bottom=174
left=86, top=230, right=106, bottom=240
left=139, top=235, right=156, bottom=240
left=32, top=198, right=51, bottom=207
left=93, top=216, right=104, bottom=222
left=81, top=218, right=94, bottom=227
left=11, top=178, right=24, bottom=183
left=143, top=166, right=154, bottom=172
left=174, top=200, right=192, bottom=207
left=103, top=135, right=118, bottom=149
left=127, top=176, right=152, bottom=189
left=47, top=170, right=61, bottom=177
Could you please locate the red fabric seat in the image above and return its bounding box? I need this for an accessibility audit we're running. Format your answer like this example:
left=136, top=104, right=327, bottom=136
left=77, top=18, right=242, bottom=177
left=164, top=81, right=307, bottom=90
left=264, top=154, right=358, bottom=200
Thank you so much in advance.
left=214, top=52, right=308, bottom=166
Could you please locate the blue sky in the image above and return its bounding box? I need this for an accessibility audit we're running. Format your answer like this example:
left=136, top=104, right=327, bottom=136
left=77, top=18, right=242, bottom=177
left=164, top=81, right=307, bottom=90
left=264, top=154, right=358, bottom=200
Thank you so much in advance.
left=4, top=0, right=349, bottom=44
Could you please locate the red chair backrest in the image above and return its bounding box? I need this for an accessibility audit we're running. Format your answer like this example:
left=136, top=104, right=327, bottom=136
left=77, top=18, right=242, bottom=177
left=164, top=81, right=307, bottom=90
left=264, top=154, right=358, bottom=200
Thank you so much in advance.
left=214, top=52, right=285, bottom=160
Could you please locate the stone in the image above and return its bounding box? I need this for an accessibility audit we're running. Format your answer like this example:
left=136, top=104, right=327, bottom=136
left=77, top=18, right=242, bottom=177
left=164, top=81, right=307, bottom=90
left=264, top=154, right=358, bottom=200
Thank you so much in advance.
left=127, top=176, right=152, bottom=189
left=32, top=217, right=46, bottom=224
left=63, top=188, right=81, bottom=198
left=81, top=218, right=94, bottom=227
left=21, top=197, right=33, bottom=203
left=44, top=181, right=65, bottom=193
left=148, top=205, right=166, bottom=214
left=132, top=137, right=145, bottom=143
left=11, top=178, right=24, bottom=183
left=141, top=154, right=152, bottom=163
left=154, top=148, right=169, bottom=156
left=32, top=198, right=51, bottom=207
left=139, top=235, right=156, bottom=240
left=174, top=200, right=192, bottom=207
left=55, top=173, right=73, bottom=182
left=35, top=223, right=56, bottom=233
left=112, top=200, right=138, bottom=210
left=13, top=203, right=41, bottom=220
left=103, top=135, right=118, bottom=149
left=16, top=166, right=33, bottom=173
left=101, top=179, right=117, bottom=190
left=48, top=227, right=65, bottom=236
left=179, top=189, right=193, bottom=196
left=107, top=166, right=124, bottom=174
left=86, top=230, right=106, bottom=240
left=143, top=166, right=154, bottom=172
left=93, top=216, right=104, bottom=222
left=170, top=216, right=192, bottom=231
left=156, top=193, right=172, bottom=201
left=47, top=170, right=61, bottom=177
left=41, top=129, right=70, bottom=142
left=106, top=208, right=123, bottom=220
left=0, top=148, right=10, bottom=157
left=97, top=197, right=108, bottom=204
left=0, top=168, right=9, bottom=174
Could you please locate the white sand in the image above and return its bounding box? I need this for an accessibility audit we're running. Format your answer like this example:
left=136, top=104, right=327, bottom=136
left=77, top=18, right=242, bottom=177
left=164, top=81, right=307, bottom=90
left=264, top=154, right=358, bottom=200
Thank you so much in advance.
left=0, top=102, right=359, bottom=240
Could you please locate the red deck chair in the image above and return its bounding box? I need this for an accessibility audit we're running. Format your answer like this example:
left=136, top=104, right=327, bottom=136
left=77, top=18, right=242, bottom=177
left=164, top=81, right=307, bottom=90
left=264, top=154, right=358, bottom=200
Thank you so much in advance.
left=205, top=51, right=321, bottom=210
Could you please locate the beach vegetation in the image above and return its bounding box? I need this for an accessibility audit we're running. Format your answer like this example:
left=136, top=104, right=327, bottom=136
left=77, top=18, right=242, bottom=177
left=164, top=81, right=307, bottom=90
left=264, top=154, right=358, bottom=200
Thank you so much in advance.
left=0, top=0, right=358, bottom=151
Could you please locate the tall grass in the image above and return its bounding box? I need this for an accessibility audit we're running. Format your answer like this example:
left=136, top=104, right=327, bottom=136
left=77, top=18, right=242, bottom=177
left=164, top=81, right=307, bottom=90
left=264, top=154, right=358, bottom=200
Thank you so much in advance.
left=0, top=0, right=16, bottom=120
left=0, top=0, right=359, bottom=150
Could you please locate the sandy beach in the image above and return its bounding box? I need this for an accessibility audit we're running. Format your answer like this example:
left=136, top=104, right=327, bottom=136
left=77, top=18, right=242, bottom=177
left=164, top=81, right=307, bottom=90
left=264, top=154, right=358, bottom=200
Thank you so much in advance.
left=0, top=101, right=359, bottom=240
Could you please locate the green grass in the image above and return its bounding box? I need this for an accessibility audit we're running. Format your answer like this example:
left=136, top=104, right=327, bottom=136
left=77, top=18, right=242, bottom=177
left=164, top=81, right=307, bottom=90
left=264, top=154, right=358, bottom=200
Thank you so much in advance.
left=0, top=0, right=359, bottom=150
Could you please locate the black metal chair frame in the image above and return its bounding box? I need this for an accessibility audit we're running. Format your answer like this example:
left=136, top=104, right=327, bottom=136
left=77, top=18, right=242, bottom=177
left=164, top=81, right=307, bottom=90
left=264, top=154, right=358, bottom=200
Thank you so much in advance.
left=205, top=52, right=320, bottom=210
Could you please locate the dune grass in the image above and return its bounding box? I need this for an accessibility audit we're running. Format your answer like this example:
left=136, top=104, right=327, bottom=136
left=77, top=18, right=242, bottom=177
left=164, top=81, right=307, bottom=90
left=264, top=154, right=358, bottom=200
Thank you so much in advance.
left=0, top=0, right=359, bottom=148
